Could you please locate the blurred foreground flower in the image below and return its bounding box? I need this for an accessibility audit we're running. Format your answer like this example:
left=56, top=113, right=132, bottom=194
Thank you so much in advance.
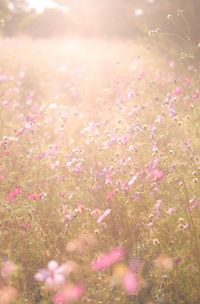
left=91, top=247, right=125, bottom=271
left=154, top=255, right=173, bottom=271
left=0, top=286, right=18, bottom=304
left=112, top=263, right=139, bottom=295
left=1, top=261, right=16, bottom=280
left=34, top=261, right=78, bottom=289
left=150, top=169, right=165, bottom=182
left=53, top=284, right=84, bottom=304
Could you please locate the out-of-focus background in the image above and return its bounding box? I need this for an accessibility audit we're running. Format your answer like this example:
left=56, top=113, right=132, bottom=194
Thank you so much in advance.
left=0, top=0, right=199, bottom=41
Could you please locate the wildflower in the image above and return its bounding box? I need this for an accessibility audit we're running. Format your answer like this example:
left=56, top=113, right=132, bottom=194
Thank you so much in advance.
left=174, top=87, right=183, bottom=96
left=112, top=263, right=139, bottom=295
left=154, top=200, right=162, bottom=219
left=106, top=190, right=116, bottom=202
left=7, top=187, right=22, bottom=203
left=128, top=175, right=137, bottom=187
left=27, top=193, right=38, bottom=201
left=34, top=261, right=76, bottom=290
left=189, top=197, right=200, bottom=210
left=91, top=247, right=125, bottom=271
left=122, top=270, right=138, bottom=295
left=167, top=208, right=176, bottom=215
left=53, top=284, right=84, bottom=304
left=150, top=169, right=165, bottom=182
left=192, top=89, right=200, bottom=101
left=97, top=208, right=111, bottom=224
left=1, top=261, right=16, bottom=279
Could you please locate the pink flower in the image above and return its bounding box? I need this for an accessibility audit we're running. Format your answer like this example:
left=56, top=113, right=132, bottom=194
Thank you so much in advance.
left=1, top=261, right=16, bottom=279
left=53, top=284, right=84, bottom=304
left=105, top=171, right=113, bottom=185
left=154, top=199, right=162, bottom=218
left=192, top=89, right=200, bottom=101
left=91, top=247, right=125, bottom=271
left=39, top=192, right=47, bottom=200
left=128, top=175, right=137, bottom=187
left=150, top=169, right=165, bottom=182
left=174, top=87, right=183, bottom=96
left=20, top=222, right=30, bottom=231
left=27, top=193, right=38, bottom=201
left=122, top=270, right=138, bottom=295
left=34, top=261, right=75, bottom=290
left=106, top=190, right=116, bottom=202
left=7, top=187, right=22, bottom=203
left=167, top=207, right=176, bottom=215
left=97, top=208, right=111, bottom=224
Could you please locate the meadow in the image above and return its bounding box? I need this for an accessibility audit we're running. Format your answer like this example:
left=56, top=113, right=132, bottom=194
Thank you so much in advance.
left=0, top=36, right=200, bottom=303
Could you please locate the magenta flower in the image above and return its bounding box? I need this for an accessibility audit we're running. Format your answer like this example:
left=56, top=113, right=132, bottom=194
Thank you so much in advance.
left=91, top=247, right=125, bottom=271
left=7, top=187, right=22, bottom=203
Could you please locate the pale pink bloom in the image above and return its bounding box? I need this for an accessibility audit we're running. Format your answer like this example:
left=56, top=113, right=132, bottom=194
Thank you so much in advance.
left=106, top=190, right=116, bottom=202
left=174, top=87, right=183, bottom=96
left=192, top=89, right=200, bottom=101
left=51, top=160, right=60, bottom=170
left=34, top=261, right=74, bottom=290
left=53, top=284, right=84, bottom=304
left=39, top=192, right=47, bottom=200
left=91, top=247, right=125, bottom=271
left=97, top=208, right=111, bottom=224
left=128, top=175, right=137, bottom=187
left=122, top=270, right=138, bottom=295
left=27, top=193, right=38, bottom=201
left=150, top=169, right=165, bottom=182
left=189, top=198, right=200, bottom=210
left=1, top=261, right=16, bottom=279
left=167, top=207, right=176, bottom=215
left=154, top=200, right=162, bottom=218
left=25, top=122, right=33, bottom=129
left=105, top=171, right=113, bottom=185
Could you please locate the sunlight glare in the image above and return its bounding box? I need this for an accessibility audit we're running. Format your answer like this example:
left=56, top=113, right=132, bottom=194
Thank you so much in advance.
left=27, top=0, right=58, bottom=13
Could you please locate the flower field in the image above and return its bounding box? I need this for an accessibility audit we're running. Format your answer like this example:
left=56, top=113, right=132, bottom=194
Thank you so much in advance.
left=0, top=37, right=200, bottom=303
